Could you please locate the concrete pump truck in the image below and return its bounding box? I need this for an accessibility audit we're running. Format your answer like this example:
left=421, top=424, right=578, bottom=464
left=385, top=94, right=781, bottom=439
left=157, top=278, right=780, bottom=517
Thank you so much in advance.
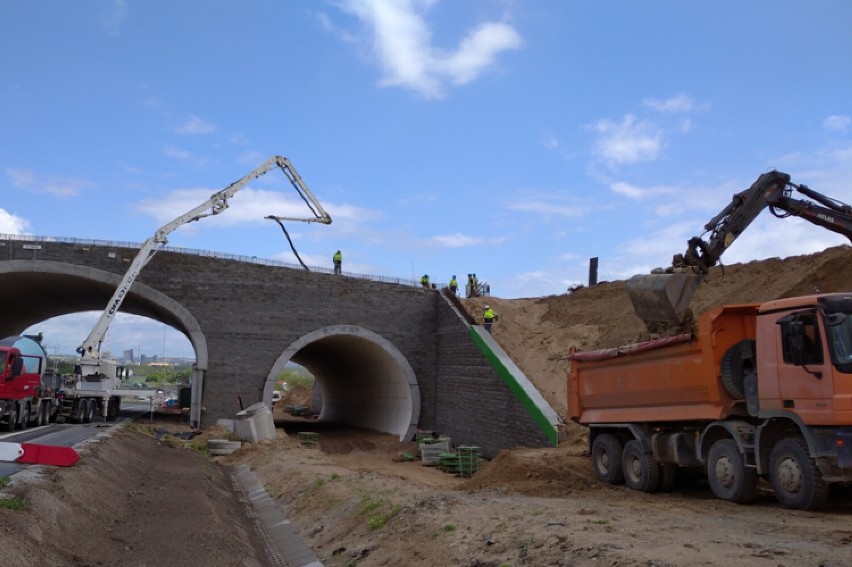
left=63, top=156, right=331, bottom=427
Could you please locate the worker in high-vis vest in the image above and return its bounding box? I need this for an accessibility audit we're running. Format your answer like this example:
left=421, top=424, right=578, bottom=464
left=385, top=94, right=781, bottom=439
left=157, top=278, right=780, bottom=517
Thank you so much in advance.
left=449, top=275, right=458, bottom=295
left=420, top=274, right=430, bottom=289
left=483, top=304, right=497, bottom=334
left=333, top=250, right=342, bottom=275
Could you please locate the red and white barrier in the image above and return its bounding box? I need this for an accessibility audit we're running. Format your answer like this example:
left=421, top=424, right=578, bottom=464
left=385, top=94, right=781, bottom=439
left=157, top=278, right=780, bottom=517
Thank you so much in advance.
left=0, top=442, right=80, bottom=467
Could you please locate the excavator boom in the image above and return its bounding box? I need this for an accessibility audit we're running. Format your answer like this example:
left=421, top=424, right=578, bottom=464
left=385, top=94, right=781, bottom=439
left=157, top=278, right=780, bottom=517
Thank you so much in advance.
left=629, top=171, right=852, bottom=323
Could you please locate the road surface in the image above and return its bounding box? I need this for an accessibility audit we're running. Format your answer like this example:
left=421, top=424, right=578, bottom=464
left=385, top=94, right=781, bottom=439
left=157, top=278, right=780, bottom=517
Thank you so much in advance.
left=0, top=403, right=153, bottom=476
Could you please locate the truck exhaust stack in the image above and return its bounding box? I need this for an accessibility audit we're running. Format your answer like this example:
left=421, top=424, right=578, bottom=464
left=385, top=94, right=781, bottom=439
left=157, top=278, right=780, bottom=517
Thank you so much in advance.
left=627, top=273, right=702, bottom=323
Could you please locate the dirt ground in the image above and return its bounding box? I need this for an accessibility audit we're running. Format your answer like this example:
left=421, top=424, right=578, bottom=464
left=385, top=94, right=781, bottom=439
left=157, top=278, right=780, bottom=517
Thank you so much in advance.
left=0, top=424, right=273, bottom=567
left=1, top=246, right=852, bottom=566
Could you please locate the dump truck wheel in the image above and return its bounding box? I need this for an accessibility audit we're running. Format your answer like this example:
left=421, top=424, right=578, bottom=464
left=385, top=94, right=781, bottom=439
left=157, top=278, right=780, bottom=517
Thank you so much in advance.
left=707, top=439, right=757, bottom=503
left=592, top=434, right=625, bottom=485
left=622, top=440, right=661, bottom=493
left=770, top=438, right=829, bottom=510
left=720, top=340, right=755, bottom=399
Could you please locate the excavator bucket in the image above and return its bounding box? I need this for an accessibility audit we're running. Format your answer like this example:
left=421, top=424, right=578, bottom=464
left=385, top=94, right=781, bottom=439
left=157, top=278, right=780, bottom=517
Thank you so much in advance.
left=627, top=273, right=702, bottom=324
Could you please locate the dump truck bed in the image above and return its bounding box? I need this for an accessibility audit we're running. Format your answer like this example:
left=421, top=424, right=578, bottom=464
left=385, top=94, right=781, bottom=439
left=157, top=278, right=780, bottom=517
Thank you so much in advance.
left=568, top=303, right=760, bottom=425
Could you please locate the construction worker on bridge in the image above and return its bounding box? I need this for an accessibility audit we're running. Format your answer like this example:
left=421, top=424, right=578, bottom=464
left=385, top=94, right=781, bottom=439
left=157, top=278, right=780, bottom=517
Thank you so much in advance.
left=333, top=250, right=342, bottom=275
left=420, top=274, right=430, bottom=289
left=449, top=275, right=458, bottom=295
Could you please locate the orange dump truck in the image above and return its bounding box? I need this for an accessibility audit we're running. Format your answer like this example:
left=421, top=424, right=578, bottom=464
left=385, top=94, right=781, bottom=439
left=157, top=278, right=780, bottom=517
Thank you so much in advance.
left=568, top=293, right=852, bottom=510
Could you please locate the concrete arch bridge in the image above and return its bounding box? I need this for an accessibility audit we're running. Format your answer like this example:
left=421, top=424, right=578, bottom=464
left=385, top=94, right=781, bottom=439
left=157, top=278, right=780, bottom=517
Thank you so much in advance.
left=0, top=235, right=561, bottom=458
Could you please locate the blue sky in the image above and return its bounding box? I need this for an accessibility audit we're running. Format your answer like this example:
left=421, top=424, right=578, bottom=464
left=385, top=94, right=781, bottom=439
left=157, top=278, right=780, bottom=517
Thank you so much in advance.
left=2, top=0, right=851, bottom=359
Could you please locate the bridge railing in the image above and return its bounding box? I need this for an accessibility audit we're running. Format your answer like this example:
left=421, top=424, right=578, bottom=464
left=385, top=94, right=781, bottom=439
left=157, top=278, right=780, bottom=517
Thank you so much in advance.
left=0, top=233, right=424, bottom=289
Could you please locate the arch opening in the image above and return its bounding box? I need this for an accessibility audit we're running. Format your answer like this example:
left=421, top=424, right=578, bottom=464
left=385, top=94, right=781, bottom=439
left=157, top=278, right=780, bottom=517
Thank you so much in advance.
left=268, top=326, right=421, bottom=441
left=0, top=261, right=209, bottom=426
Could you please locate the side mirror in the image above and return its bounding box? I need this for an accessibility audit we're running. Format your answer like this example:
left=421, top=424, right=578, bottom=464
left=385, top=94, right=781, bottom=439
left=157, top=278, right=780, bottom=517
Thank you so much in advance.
left=825, top=312, right=847, bottom=327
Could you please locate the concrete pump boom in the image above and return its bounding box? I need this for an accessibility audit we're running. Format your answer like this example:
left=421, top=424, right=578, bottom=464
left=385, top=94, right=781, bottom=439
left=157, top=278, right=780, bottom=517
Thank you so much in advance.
left=76, top=156, right=332, bottom=365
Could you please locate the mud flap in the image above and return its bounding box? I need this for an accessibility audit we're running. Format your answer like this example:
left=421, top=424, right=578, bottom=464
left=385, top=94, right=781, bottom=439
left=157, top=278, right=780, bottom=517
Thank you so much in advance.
left=627, top=273, right=702, bottom=323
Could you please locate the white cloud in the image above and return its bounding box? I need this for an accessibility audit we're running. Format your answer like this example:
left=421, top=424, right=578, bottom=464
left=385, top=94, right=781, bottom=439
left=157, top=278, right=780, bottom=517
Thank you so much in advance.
left=823, top=114, right=850, bottom=131
left=0, top=209, right=30, bottom=234
left=5, top=168, right=89, bottom=198
left=430, top=232, right=506, bottom=247
left=236, top=150, right=268, bottom=168
left=643, top=93, right=694, bottom=113
left=162, top=146, right=209, bottom=166
left=135, top=187, right=377, bottom=231
left=609, top=180, right=694, bottom=205
left=104, top=0, right=127, bottom=37
left=506, top=199, right=590, bottom=218
left=609, top=181, right=647, bottom=200
left=541, top=132, right=559, bottom=150
left=441, top=22, right=522, bottom=85
left=589, top=114, right=663, bottom=167
left=335, top=0, right=521, bottom=99
left=176, top=116, right=216, bottom=135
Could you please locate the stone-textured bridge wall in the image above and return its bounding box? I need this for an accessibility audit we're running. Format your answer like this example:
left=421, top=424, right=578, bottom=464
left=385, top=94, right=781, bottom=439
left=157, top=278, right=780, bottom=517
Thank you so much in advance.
left=0, top=237, right=552, bottom=456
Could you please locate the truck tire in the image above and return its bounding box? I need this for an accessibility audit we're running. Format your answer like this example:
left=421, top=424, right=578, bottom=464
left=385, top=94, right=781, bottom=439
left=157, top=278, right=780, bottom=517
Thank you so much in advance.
left=592, top=434, right=625, bottom=485
left=19, top=401, right=30, bottom=430
left=720, top=340, right=756, bottom=399
left=106, top=397, right=120, bottom=421
left=83, top=399, right=95, bottom=423
left=73, top=400, right=86, bottom=424
left=39, top=400, right=51, bottom=426
left=707, top=439, right=757, bottom=503
left=770, top=438, right=829, bottom=510
left=622, top=440, right=661, bottom=493
left=4, top=403, right=17, bottom=432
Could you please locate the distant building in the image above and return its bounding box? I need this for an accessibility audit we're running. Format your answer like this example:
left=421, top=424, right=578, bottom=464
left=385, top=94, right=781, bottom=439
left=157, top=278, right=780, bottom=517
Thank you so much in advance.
left=123, top=348, right=134, bottom=363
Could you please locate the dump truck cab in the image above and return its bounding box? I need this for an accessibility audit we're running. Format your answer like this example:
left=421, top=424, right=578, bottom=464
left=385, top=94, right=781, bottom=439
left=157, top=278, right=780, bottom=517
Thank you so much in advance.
left=755, top=294, right=852, bottom=425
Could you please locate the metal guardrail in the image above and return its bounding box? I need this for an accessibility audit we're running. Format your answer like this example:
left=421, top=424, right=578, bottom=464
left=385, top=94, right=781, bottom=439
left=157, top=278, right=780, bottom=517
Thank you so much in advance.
left=0, top=233, right=424, bottom=289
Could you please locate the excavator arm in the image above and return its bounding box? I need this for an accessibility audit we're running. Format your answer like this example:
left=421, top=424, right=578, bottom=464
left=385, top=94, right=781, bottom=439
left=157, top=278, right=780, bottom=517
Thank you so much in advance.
left=76, top=156, right=331, bottom=367
left=629, top=171, right=852, bottom=323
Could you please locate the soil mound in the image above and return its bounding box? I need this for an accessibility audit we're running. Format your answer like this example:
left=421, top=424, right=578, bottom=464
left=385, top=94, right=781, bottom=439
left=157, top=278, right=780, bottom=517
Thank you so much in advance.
left=462, top=245, right=852, bottom=420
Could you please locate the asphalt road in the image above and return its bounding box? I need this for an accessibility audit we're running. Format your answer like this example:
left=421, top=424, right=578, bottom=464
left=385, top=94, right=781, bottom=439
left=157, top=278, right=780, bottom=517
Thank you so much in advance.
left=0, top=403, right=154, bottom=477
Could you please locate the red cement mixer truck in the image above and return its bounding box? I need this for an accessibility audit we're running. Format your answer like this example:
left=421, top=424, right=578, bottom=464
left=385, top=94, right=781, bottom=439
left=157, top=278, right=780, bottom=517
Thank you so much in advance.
left=0, top=334, right=60, bottom=430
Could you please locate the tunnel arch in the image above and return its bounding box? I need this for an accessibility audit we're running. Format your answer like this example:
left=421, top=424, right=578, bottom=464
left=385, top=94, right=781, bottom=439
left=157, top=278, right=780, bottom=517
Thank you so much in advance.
left=268, top=326, right=421, bottom=441
left=0, top=260, right=208, bottom=365
left=0, top=260, right=209, bottom=425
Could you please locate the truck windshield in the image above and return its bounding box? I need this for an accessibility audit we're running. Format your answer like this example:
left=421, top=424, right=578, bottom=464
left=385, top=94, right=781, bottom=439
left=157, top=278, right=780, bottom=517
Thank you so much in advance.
left=826, top=313, right=852, bottom=372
